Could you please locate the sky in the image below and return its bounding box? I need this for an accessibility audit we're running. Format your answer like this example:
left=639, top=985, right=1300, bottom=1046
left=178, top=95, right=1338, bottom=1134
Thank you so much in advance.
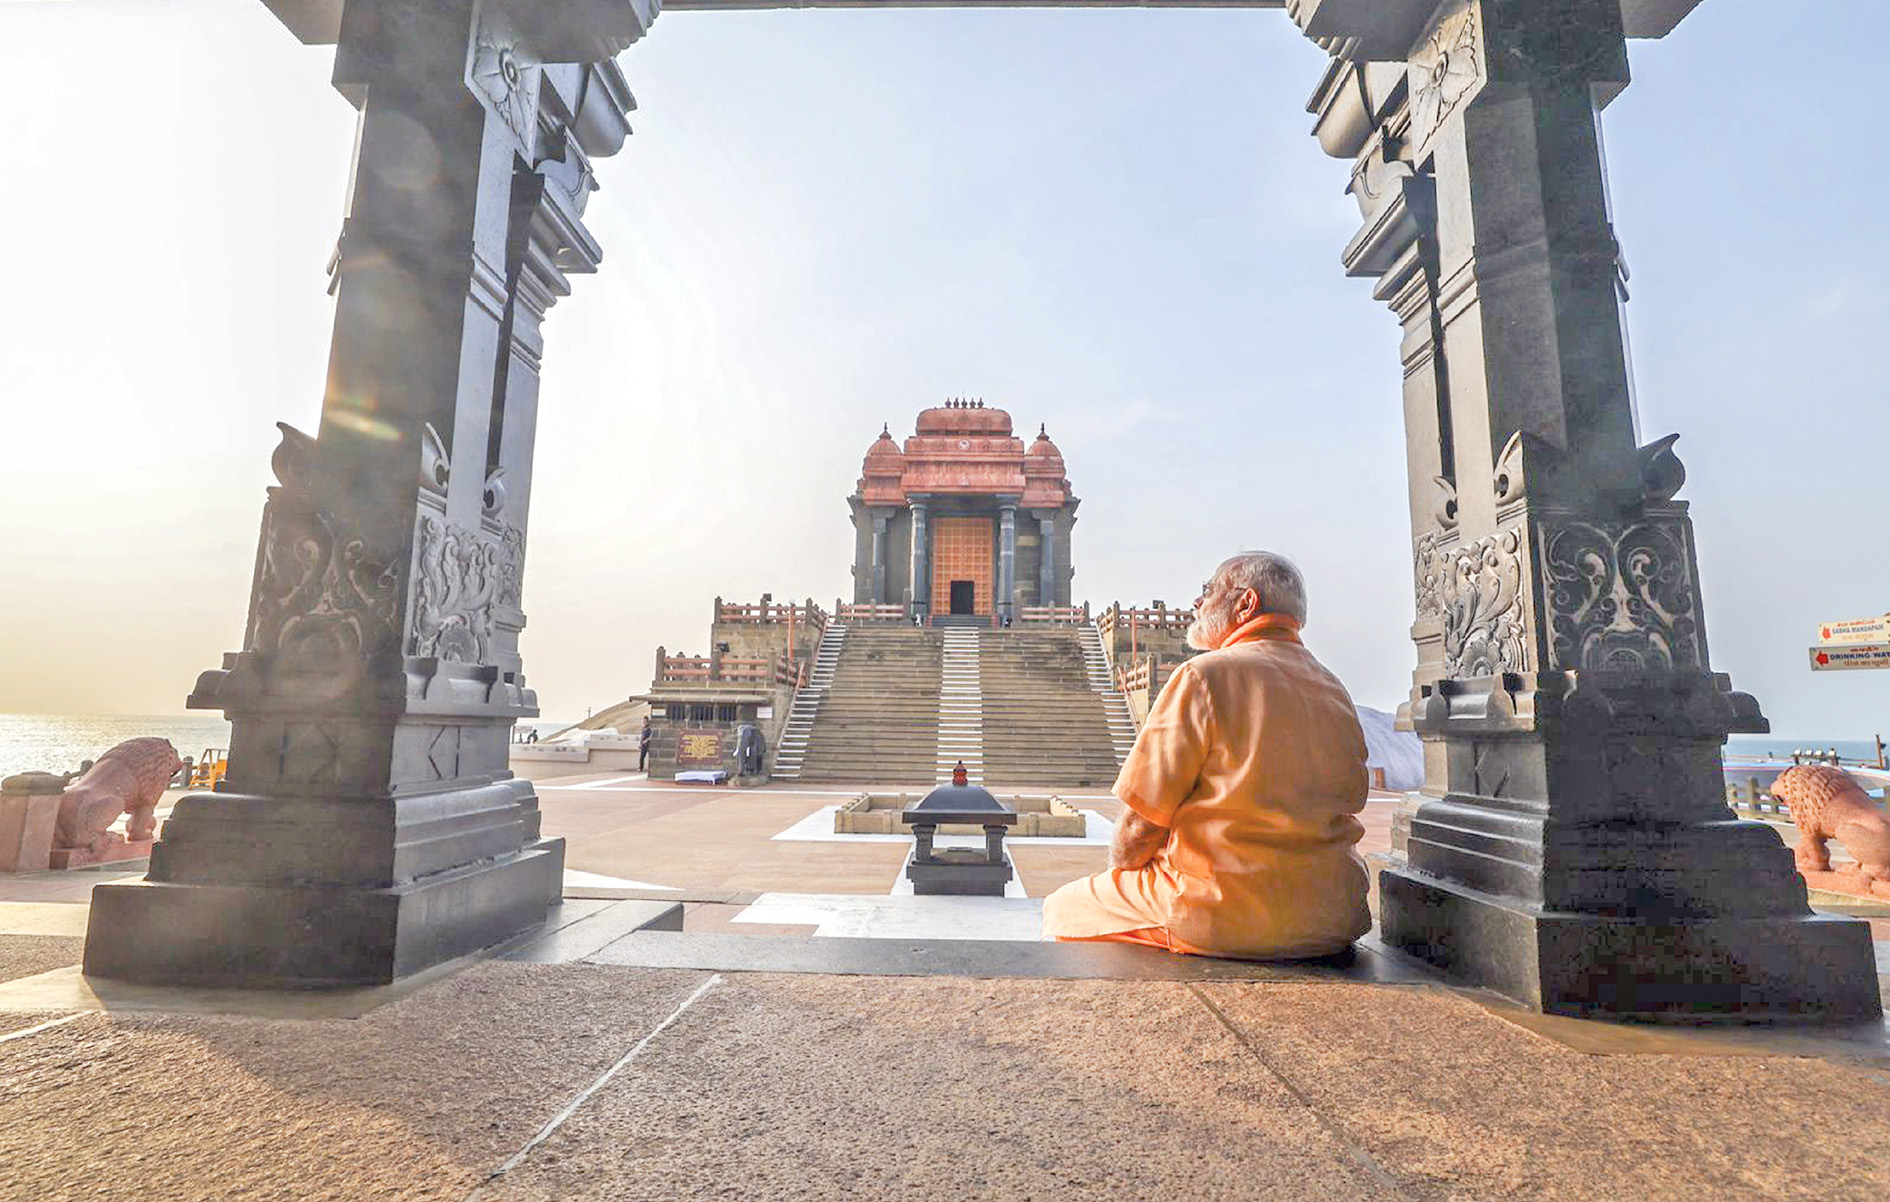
left=2, top=0, right=1887, bottom=738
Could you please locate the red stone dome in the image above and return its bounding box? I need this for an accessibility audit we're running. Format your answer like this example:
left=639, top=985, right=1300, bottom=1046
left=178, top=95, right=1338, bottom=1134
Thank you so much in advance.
left=1022, top=424, right=1069, bottom=507
left=858, top=425, right=907, bottom=505
left=914, top=400, right=1014, bottom=438
left=1024, top=425, right=1066, bottom=477
left=862, top=426, right=905, bottom=473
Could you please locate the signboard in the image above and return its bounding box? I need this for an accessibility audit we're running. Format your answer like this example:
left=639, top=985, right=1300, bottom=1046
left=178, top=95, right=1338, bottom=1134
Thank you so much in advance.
left=1810, top=644, right=1890, bottom=672
left=757, top=706, right=775, bottom=720
left=1819, top=615, right=1890, bottom=645
left=676, top=728, right=724, bottom=768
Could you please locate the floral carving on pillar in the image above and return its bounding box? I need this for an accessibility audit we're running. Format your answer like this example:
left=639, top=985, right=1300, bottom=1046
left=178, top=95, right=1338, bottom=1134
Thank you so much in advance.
left=411, top=514, right=502, bottom=664
left=249, top=505, right=402, bottom=673
left=497, top=525, right=525, bottom=609
left=1414, top=531, right=1447, bottom=621
left=1540, top=519, right=1702, bottom=671
left=1441, top=526, right=1531, bottom=677
left=468, top=24, right=541, bottom=157
left=1411, top=3, right=1481, bottom=157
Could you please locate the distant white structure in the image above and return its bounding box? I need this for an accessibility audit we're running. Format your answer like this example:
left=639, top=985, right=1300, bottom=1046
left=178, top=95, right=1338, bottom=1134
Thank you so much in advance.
left=1357, top=706, right=1422, bottom=792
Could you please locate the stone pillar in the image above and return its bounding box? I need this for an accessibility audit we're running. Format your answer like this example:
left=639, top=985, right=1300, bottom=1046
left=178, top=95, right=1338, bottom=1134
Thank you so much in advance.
left=871, top=511, right=890, bottom=605
left=1037, top=515, right=1056, bottom=608
left=1300, top=0, right=1877, bottom=1020
left=997, top=501, right=1018, bottom=624
left=909, top=498, right=931, bottom=622
left=83, top=0, right=647, bottom=988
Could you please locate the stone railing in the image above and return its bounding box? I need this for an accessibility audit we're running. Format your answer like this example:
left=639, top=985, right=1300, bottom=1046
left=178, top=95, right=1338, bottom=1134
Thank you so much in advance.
left=1097, top=602, right=1196, bottom=672
left=1114, top=652, right=1179, bottom=727
left=1097, top=603, right=1193, bottom=641
left=654, top=647, right=802, bottom=687
left=714, top=595, right=829, bottom=631
left=1016, top=603, right=1090, bottom=626
left=836, top=602, right=909, bottom=624
left=1724, top=778, right=1790, bottom=819
left=1116, top=655, right=1156, bottom=696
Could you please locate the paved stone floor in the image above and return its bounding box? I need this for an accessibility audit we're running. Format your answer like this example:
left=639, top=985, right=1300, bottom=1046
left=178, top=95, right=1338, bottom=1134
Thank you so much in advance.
left=4, top=950, right=1889, bottom=1202
left=3, top=776, right=1889, bottom=1200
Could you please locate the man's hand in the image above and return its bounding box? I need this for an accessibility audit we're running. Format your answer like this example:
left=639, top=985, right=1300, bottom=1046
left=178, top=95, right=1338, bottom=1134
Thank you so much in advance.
left=1111, top=810, right=1168, bottom=871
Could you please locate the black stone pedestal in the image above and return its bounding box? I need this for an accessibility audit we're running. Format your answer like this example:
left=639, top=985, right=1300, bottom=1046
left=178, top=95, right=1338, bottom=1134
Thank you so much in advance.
left=1379, top=866, right=1882, bottom=1022
left=906, top=845, right=1013, bottom=897
left=83, top=783, right=564, bottom=988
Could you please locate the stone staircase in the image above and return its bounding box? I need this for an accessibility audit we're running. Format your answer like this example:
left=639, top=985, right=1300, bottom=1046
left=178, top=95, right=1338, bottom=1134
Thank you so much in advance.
left=788, top=625, right=943, bottom=784
left=770, top=623, right=846, bottom=780
left=936, top=628, right=985, bottom=784
left=779, top=623, right=1131, bottom=789
left=979, top=627, right=1128, bottom=789
left=1079, top=624, right=1140, bottom=764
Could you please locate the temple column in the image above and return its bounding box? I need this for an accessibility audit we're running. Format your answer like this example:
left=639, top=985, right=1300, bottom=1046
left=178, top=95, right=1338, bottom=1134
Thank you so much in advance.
left=997, top=500, right=1018, bottom=624
left=1036, top=515, right=1056, bottom=607
left=1299, top=0, right=1877, bottom=1019
left=84, top=0, right=648, bottom=987
left=870, top=511, right=890, bottom=605
left=909, top=498, right=931, bottom=622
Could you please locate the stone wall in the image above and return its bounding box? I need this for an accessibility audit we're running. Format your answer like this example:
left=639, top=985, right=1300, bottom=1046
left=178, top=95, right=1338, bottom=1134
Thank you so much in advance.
left=645, top=684, right=797, bottom=780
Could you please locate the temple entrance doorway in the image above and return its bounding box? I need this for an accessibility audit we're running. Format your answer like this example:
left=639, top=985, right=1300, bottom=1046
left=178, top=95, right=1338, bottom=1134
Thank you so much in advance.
left=932, top=516, right=993, bottom=618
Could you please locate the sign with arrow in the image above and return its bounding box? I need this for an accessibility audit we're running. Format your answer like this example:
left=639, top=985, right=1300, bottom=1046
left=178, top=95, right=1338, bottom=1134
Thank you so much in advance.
left=1819, top=615, right=1890, bottom=645
left=1811, top=644, right=1890, bottom=671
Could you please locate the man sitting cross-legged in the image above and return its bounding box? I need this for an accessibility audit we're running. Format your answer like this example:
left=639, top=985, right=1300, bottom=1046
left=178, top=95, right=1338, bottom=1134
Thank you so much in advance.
left=1042, top=551, right=1372, bottom=959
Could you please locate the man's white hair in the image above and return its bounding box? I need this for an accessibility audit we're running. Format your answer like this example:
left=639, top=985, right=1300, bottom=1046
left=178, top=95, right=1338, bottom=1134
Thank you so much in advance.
left=1218, top=551, right=1308, bottom=625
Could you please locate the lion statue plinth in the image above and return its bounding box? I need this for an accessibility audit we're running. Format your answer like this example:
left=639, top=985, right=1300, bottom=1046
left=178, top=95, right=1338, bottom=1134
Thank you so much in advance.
left=51, top=737, right=181, bottom=869
left=1770, top=764, right=1890, bottom=894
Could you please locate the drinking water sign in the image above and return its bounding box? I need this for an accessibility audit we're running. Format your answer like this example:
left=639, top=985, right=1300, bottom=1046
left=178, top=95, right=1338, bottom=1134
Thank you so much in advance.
left=1811, top=644, right=1890, bottom=672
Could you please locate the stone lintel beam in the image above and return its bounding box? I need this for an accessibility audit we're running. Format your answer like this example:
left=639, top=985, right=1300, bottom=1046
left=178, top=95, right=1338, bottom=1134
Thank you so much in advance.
left=265, top=0, right=1707, bottom=50
left=263, top=0, right=653, bottom=61
left=1288, top=0, right=1437, bottom=61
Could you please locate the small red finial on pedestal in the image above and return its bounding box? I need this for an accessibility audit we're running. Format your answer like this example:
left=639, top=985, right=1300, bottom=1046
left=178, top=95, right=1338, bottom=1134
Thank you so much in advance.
left=952, top=761, right=968, bottom=787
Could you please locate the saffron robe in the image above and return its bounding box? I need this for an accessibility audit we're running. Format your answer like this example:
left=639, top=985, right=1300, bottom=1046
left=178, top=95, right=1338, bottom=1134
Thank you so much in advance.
left=1041, top=618, right=1371, bottom=959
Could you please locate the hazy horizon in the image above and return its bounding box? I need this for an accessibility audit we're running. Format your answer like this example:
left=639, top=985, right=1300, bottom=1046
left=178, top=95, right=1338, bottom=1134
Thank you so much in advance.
left=4, top=0, right=1888, bottom=738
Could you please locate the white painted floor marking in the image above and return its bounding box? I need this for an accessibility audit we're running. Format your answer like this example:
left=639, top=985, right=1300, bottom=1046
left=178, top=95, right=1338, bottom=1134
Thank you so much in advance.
left=562, top=869, right=679, bottom=891
left=0, top=1012, right=84, bottom=1044
left=470, top=974, right=723, bottom=1196
left=732, top=892, right=1043, bottom=940
left=561, top=773, right=649, bottom=790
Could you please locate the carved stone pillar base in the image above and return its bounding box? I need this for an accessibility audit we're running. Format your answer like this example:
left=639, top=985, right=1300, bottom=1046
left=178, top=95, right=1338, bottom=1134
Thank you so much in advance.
left=84, top=782, right=563, bottom=987
left=1378, top=669, right=1883, bottom=1021
left=1379, top=869, right=1879, bottom=1021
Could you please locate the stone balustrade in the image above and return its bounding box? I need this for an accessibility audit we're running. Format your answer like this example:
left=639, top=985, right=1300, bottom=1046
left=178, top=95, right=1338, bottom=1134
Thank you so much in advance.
left=1015, top=603, right=1090, bottom=626
left=1097, top=602, right=1193, bottom=642
left=713, top=595, right=829, bottom=631
left=836, top=602, right=909, bottom=624
left=654, top=648, right=801, bottom=686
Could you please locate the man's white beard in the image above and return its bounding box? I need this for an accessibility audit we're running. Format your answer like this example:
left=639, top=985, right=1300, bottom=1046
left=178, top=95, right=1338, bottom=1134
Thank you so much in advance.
left=1186, top=597, right=1235, bottom=652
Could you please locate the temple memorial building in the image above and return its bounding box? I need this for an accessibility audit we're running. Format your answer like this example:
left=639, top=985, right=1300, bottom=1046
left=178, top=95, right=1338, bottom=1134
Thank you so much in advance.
left=849, top=400, right=1077, bottom=624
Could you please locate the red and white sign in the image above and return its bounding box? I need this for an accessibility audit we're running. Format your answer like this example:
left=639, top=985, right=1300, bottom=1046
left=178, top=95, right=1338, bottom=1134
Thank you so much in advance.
left=1810, top=644, right=1890, bottom=671
left=1818, top=615, right=1890, bottom=645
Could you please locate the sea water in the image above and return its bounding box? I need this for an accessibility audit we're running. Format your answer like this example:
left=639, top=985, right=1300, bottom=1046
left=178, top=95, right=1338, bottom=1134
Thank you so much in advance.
left=0, top=713, right=577, bottom=780
left=3, top=714, right=1878, bottom=783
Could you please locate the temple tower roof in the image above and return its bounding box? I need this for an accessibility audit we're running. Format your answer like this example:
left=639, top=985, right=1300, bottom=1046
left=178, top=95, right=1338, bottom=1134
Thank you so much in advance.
left=853, top=400, right=1070, bottom=506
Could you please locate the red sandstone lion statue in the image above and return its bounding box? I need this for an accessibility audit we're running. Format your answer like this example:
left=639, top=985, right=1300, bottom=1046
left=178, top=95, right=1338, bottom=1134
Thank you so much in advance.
left=1771, top=764, right=1890, bottom=885
left=53, top=737, right=181, bottom=859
